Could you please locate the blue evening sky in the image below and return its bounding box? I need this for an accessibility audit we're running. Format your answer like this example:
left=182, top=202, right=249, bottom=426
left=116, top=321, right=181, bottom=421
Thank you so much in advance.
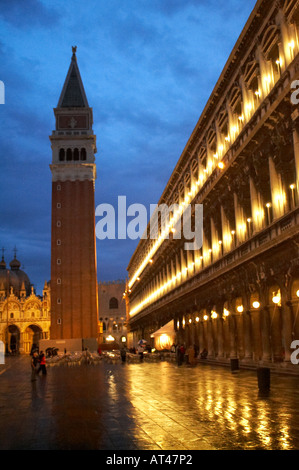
left=0, top=0, right=257, bottom=294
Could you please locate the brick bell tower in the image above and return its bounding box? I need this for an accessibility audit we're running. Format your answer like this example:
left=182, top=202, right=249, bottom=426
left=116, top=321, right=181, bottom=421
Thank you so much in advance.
left=49, top=47, right=98, bottom=345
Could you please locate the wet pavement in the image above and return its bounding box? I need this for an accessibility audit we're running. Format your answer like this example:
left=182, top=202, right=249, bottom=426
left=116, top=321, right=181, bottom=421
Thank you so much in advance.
left=0, top=355, right=299, bottom=450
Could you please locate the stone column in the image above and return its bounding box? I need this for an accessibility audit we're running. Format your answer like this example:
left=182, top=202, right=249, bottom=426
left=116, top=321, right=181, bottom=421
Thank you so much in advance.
left=243, top=309, right=253, bottom=360
left=282, top=290, right=294, bottom=363
left=235, top=313, right=244, bottom=359
left=251, top=309, right=262, bottom=362
left=228, top=313, right=238, bottom=359
left=261, top=307, right=271, bottom=362
left=292, top=125, right=299, bottom=197
left=217, top=316, right=225, bottom=358
left=207, top=316, right=214, bottom=358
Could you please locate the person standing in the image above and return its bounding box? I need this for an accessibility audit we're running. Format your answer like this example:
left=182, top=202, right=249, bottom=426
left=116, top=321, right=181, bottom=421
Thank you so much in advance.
left=31, top=352, right=39, bottom=381
left=120, top=346, right=127, bottom=363
left=36, top=351, right=47, bottom=375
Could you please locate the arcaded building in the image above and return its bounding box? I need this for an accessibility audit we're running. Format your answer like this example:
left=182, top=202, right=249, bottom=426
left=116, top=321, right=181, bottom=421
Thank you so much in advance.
left=126, top=0, right=299, bottom=371
left=0, top=254, right=51, bottom=354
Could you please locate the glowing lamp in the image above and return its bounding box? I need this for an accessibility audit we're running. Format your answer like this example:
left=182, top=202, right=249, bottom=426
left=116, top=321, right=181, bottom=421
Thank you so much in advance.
left=106, top=335, right=115, bottom=342
left=203, top=315, right=208, bottom=321
left=218, top=162, right=225, bottom=169
left=211, top=311, right=218, bottom=319
left=237, top=305, right=244, bottom=313
left=196, top=317, right=199, bottom=322
left=252, top=301, right=260, bottom=309
left=272, top=295, right=280, bottom=305
left=223, top=308, right=230, bottom=317
left=297, top=290, right=299, bottom=298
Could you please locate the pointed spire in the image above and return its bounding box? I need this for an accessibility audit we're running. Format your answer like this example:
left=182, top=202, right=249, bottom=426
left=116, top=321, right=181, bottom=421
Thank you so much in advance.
left=57, top=46, right=89, bottom=108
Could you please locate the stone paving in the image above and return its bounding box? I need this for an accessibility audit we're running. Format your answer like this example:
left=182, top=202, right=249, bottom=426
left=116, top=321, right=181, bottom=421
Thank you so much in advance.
left=0, top=355, right=299, bottom=450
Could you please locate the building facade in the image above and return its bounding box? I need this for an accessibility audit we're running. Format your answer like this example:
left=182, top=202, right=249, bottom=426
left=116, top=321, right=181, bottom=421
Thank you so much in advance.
left=49, top=47, right=99, bottom=343
left=0, top=255, right=51, bottom=354
left=126, top=0, right=299, bottom=371
left=98, top=280, right=127, bottom=346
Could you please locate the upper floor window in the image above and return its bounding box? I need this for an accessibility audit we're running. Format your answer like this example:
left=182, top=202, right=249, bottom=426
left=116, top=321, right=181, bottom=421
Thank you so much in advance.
left=109, top=297, right=118, bottom=309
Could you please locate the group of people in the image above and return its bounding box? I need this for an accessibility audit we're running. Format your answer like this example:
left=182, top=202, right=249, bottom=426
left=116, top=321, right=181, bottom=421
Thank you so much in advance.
left=171, top=343, right=203, bottom=366
left=31, top=350, right=47, bottom=381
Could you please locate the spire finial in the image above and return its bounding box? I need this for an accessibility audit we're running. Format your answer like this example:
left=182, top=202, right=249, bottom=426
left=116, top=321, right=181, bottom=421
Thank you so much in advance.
left=72, top=45, right=77, bottom=56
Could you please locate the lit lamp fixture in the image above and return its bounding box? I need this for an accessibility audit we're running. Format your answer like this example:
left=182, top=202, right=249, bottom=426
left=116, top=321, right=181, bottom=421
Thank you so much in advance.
left=238, top=115, right=244, bottom=122
left=237, top=305, right=244, bottom=313
left=252, top=301, right=260, bottom=309
left=255, top=90, right=261, bottom=97
left=106, top=335, right=115, bottom=342
left=223, top=308, right=230, bottom=317
left=247, top=218, right=252, bottom=223
left=196, top=317, right=199, bottom=322
left=211, top=311, right=218, bottom=319
left=296, top=290, right=299, bottom=298
left=203, top=315, right=208, bottom=321
left=218, top=162, right=225, bottom=169
left=272, top=295, right=281, bottom=305
left=189, top=318, right=192, bottom=324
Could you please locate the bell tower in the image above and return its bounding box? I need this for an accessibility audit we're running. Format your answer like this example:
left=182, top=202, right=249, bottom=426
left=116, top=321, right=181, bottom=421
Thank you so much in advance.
left=49, top=47, right=98, bottom=344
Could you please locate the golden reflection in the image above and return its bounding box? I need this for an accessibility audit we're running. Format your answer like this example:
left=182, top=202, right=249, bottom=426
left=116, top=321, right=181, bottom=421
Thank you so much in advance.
left=256, top=405, right=272, bottom=448
left=120, top=362, right=296, bottom=450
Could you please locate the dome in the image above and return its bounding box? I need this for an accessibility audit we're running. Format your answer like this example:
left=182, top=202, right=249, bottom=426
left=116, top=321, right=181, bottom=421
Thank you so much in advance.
left=10, top=257, right=21, bottom=270
left=0, top=256, right=31, bottom=296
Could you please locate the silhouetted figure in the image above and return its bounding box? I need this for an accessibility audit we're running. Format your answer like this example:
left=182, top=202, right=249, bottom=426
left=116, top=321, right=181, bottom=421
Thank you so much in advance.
left=36, top=351, right=47, bottom=375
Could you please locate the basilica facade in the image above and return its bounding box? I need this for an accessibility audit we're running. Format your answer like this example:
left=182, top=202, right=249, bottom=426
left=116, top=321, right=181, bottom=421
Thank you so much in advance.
left=126, top=0, right=299, bottom=372
left=0, top=255, right=51, bottom=354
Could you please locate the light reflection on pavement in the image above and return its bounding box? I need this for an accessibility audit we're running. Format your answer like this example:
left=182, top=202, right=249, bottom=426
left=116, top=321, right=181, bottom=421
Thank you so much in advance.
left=0, top=356, right=298, bottom=450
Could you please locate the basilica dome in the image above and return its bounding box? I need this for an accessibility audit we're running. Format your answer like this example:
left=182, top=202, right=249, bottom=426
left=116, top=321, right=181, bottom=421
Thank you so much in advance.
left=0, top=256, right=31, bottom=296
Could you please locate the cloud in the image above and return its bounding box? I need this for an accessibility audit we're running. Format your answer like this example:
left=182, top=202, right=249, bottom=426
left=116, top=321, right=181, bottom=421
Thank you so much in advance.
left=0, top=0, right=59, bottom=28
left=0, top=0, right=258, bottom=293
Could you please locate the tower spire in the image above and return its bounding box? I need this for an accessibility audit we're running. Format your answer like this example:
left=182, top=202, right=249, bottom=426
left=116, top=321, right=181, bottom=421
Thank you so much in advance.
left=57, top=46, right=89, bottom=108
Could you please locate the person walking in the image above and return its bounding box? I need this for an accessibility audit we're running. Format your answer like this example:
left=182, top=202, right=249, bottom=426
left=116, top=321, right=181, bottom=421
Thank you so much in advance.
left=31, top=351, right=39, bottom=381
left=120, top=346, right=127, bottom=363
left=36, top=351, right=47, bottom=375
